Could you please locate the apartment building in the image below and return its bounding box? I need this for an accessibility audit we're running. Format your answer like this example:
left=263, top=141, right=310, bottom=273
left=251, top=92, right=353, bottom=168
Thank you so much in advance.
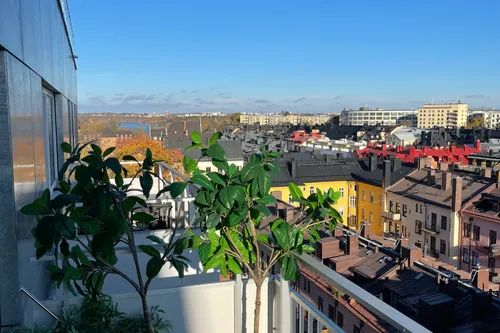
left=385, top=164, right=493, bottom=267
left=460, top=183, right=500, bottom=284
left=270, top=157, right=358, bottom=228
left=0, top=0, right=78, bottom=326
left=240, top=113, right=332, bottom=126
left=352, top=156, right=414, bottom=236
left=340, top=108, right=417, bottom=126
left=417, top=103, right=468, bottom=128
left=483, top=110, right=500, bottom=129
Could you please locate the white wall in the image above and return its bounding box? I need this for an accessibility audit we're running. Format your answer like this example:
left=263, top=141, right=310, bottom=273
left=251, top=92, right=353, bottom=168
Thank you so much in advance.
left=29, top=278, right=269, bottom=333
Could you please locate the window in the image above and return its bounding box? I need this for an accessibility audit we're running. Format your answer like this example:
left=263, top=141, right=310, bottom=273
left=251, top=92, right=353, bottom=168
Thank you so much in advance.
left=340, top=187, right=345, bottom=198
left=43, top=89, right=59, bottom=185
left=389, top=201, right=394, bottom=213
left=328, top=304, right=336, bottom=321
left=441, top=216, right=447, bottom=230
left=431, top=213, right=437, bottom=230
left=349, top=196, right=356, bottom=207
left=395, top=203, right=401, bottom=214
left=318, top=296, right=323, bottom=311
left=488, top=256, right=495, bottom=269
left=337, top=312, right=343, bottom=328
left=463, top=248, right=469, bottom=263
left=361, top=208, right=365, bottom=220
left=440, top=239, right=446, bottom=255
left=310, top=186, right=315, bottom=195
left=472, top=251, right=479, bottom=266
left=206, top=167, right=211, bottom=172
left=303, top=277, right=307, bottom=290
left=402, top=225, right=407, bottom=237
left=415, top=220, right=422, bottom=234
left=362, top=191, right=366, bottom=201
left=402, top=204, right=408, bottom=217
left=338, top=206, right=344, bottom=217
left=307, top=280, right=311, bottom=293
left=370, top=192, right=374, bottom=203
left=490, top=230, right=497, bottom=245
left=473, top=226, right=480, bottom=241
left=353, top=325, right=361, bottom=333
left=288, top=194, right=293, bottom=204
left=415, top=203, right=419, bottom=212
left=464, top=223, right=471, bottom=237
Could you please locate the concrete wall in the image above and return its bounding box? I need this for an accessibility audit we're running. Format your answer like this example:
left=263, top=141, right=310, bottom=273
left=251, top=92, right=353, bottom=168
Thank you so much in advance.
left=29, top=278, right=269, bottom=333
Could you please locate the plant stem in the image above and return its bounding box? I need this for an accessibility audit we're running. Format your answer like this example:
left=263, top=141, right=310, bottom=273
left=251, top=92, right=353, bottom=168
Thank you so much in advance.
left=253, top=279, right=263, bottom=333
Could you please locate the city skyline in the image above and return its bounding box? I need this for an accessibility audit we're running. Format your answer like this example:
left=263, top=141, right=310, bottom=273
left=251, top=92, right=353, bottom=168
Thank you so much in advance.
left=72, top=0, right=500, bottom=113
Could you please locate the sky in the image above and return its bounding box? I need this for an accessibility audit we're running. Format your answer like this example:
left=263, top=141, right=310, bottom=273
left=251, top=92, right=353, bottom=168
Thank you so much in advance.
left=71, top=0, right=500, bottom=114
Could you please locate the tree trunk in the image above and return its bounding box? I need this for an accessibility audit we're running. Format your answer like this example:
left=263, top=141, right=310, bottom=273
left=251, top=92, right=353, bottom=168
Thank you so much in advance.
left=253, top=280, right=263, bottom=333
left=140, top=292, right=154, bottom=333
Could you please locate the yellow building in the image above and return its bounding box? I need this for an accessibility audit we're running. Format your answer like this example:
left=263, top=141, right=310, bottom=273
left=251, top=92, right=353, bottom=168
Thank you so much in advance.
left=417, top=102, right=468, bottom=128
left=352, top=157, right=415, bottom=236
left=240, top=113, right=332, bottom=126
left=270, top=158, right=359, bottom=231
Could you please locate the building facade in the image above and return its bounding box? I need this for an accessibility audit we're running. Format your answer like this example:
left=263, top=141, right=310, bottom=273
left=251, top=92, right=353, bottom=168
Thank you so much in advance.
left=460, top=184, right=500, bottom=284
left=483, top=110, right=500, bottom=129
left=240, top=113, right=332, bottom=126
left=340, top=108, right=417, bottom=126
left=386, top=165, right=493, bottom=267
left=0, top=0, right=78, bottom=326
left=417, top=103, right=468, bottom=128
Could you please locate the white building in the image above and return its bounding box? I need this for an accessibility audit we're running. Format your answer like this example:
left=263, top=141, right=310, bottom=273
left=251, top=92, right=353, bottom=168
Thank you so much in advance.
left=341, top=108, right=417, bottom=126
left=386, top=127, right=423, bottom=146
left=483, top=110, right=500, bottom=129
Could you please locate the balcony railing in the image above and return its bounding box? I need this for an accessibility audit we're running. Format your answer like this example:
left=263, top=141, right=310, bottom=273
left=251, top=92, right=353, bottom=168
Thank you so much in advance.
left=422, top=224, right=439, bottom=234
left=381, top=210, right=401, bottom=221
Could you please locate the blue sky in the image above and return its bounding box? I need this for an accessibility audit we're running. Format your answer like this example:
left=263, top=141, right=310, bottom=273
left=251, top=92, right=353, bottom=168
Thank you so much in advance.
left=71, top=0, right=500, bottom=113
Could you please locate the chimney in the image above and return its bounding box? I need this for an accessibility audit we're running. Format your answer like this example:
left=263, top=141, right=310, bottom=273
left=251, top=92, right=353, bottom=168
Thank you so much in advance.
left=439, top=162, right=449, bottom=172
left=451, top=176, right=463, bottom=212
left=442, top=172, right=452, bottom=191
left=497, top=171, right=500, bottom=188
left=417, top=157, right=429, bottom=170
left=391, top=157, right=402, bottom=172
left=345, top=235, right=359, bottom=255
left=383, top=160, right=391, bottom=188
left=285, top=207, right=294, bottom=222
left=290, top=159, right=297, bottom=179
left=427, top=169, right=436, bottom=186
left=369, top=154, right=377, bottom=172
left=484, top=167, right=492, bottom=179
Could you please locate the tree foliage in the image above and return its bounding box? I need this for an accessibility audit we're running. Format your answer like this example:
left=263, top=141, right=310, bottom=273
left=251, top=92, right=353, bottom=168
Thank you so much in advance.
left=21, top=142, right=189, bottom=333
left=171, top=131, right=342, bottom=333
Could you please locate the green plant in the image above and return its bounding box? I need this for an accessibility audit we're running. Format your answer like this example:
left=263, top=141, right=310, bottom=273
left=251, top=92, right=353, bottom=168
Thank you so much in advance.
left=168, top=132, right=342, bottom=333
left=53, top=294, right=171, bottom=333
left=21, top=142, right=189, bottom=333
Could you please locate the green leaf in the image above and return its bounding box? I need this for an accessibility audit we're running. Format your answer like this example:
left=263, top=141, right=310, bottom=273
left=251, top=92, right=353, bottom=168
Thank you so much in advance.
left=195, top=191, right=210, bottom=207
left=132, top=212, right=155, bottom=223
left=79, top=218, right=100, bottom=235
left=258, top=194, right=276, bottom=205
left=207, top=172, right=226, bottom=186
left=123, top=155, right=140, bottom=164
left=61, top=142, right=72, bottom=154
left=91, top=144, right=102, bottom=156
left=183, top=155, right=197, bottom=174
left=198, top=243, right=211, bottom=262
left=169, top=182, right=188, bottom=198
left=146, top=257, right=165, bottom=279
left=212, top=159, right=229, bottom=172
left=70, top=245, right=90, bottom=266
left=60, top=239, right=70, bottom=256
left=204, top=253, right=224, bottom=271
left=281, top=255, right=298, bottom=280
left=191, top=131, right=202, bottom=145
left=191, top=173, right=214, bottom=191
left=288, top=183, right=303, bottom=201
left=271, top=219, right=291, bottom=250
left=139, top=172, right=153, bottom=199
left=206, top=213, right=220, bottom=228
left=227, top=256, right=242, bottom=274
left=208, top=132, right=222, bottom=147
left=147, top=235, right=166, bottom=246
left=257, top=233, right=270, bottom=245
left=206, top=144, right=225, bottom=161
left=139, top=245, right=161, bottom=258
left=105, top=157, right=122, bottom=175
left=103, top=146, right=116, bottom=158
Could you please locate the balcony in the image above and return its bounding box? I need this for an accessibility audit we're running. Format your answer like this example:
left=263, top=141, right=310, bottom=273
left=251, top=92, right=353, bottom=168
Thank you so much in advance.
left=381, top=210, right=401, bottom=221
left=422, top=224, right=440, bottom=235
left=24, top=250, right=431, bottom=333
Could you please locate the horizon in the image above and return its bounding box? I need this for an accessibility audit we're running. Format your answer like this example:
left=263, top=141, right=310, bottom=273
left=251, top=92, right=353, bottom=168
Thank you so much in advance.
left=72, top=0, right=500, bottom=114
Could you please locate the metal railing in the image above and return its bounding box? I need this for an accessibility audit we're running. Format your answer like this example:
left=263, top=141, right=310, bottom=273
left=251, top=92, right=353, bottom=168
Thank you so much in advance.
left=20, top=287, right=59, bottom=321
left=293, top=253, right=432, bottom=333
